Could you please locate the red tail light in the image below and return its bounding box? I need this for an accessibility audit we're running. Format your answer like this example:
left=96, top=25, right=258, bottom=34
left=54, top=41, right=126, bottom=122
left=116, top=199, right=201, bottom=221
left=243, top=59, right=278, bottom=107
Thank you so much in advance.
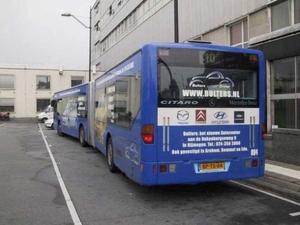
left=159, top=164, right=167, bottom=173
left=141, top=124, right=154, bottom=144
left=252, top=159, right=258, bottom=167
left=262, top=122, right=266, bottom=140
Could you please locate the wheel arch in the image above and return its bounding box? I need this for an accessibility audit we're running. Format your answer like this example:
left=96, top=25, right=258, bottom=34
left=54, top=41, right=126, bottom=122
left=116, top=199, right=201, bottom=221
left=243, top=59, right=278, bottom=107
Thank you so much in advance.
left=78, top=123, right=84, bottom=137
left=105, top=132, right=112, bottom=157
left=78, top=123, right=88, bottom=147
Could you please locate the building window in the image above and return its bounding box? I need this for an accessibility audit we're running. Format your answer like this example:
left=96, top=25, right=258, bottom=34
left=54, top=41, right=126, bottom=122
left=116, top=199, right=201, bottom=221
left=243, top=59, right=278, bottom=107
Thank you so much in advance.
left=132, top=10, right=136, bottom=23
left=37, top=99, right=50, bottom=112
left=124, top=18, right=127, bottom=30
left=0, top=75, right=14, bottom=89
left=36, top=76, right=50, bottom=90
left=274, top=99, right=295, bottom=128
left=94, top=20, right=100, bottom=31
left=271, top=0, right=291, bottom=31
left=273, top=57, right=295, bottom=94
left=101, top=41, right=106, bottom=52
left=120, top=21, right=124, bottom=33
left=229, top=20, right=248, bottom=48
left=109, top=5, right=113, bottom=15
left=71, top=77, right=84, bottom=87
left=295, top=0, right=300, bottom=24
left=0, top=98, right=14, bottom=112
left=271, top=56, right=300, bottom=129
left=128, top=14, right=132, bottom=26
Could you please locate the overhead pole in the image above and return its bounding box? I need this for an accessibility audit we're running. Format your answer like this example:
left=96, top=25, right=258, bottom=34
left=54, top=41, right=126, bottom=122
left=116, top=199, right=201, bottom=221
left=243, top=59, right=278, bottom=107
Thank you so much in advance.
left=88, top=7, right=92, bottom=81
left=174, top=0, right=179, bottom=43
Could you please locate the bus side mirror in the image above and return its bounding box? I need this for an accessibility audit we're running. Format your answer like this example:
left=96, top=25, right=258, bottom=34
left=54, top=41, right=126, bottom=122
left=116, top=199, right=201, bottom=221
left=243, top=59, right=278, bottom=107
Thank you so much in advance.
left=51, top=100, right=57, bottom=107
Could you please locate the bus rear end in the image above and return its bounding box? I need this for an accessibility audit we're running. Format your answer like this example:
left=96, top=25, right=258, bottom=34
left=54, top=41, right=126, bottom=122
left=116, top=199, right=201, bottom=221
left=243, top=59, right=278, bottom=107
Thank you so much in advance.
left=140, top=43, right=265, bottom=185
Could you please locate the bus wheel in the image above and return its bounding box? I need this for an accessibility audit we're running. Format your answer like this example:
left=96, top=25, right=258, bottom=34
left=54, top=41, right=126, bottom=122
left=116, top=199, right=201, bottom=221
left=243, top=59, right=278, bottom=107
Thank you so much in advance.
left=57, top=123, right=64, bottom=137
left=79, top=126, right=87, bottom=147
left=107, top=138, right=118, bottom=173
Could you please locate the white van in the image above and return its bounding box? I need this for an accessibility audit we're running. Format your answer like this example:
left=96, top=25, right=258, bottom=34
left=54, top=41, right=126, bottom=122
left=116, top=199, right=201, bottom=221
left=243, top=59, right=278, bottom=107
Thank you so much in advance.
left=37, top=105, right=54, bottom=123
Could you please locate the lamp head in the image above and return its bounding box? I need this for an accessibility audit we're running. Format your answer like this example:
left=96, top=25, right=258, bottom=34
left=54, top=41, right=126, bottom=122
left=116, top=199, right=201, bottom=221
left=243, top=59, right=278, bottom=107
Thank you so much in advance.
left=61, top=13, right=71, bottom=17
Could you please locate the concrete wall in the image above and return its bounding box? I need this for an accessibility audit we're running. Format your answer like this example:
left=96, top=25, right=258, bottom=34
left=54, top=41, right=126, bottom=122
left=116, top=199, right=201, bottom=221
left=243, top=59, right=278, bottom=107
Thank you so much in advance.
left=179, top=0, right=267, bottom=41
left=265, top=129, right=300, bottom=166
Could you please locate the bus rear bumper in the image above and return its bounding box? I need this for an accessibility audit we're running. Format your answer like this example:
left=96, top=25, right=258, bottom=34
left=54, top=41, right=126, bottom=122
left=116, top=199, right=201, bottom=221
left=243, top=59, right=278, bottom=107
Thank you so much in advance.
left=139, top=158, right=265, bottom=186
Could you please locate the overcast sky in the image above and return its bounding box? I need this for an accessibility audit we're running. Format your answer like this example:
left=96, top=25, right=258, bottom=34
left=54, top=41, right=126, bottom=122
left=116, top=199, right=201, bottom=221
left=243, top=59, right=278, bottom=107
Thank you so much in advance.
left=0, top=0, right=96, bottom=67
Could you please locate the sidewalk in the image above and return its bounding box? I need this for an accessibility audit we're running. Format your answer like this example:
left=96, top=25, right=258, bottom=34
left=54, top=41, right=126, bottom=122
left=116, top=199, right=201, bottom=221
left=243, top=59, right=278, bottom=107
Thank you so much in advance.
left=240, top=159, right=300, bottom=202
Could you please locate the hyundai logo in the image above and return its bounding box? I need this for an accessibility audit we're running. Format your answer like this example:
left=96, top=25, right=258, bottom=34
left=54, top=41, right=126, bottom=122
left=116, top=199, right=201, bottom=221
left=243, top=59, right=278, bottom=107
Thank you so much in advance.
left=177, top=110, right=189, bottom=121
left=214, top=111, right=227, bottom=119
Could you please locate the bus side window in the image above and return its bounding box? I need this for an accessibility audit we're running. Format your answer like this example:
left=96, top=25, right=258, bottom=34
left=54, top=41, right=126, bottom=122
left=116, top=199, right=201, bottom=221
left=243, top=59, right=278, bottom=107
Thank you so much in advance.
left=77, top=101, right=87, bottom=118
left=127, top=111, right=132, bottom=122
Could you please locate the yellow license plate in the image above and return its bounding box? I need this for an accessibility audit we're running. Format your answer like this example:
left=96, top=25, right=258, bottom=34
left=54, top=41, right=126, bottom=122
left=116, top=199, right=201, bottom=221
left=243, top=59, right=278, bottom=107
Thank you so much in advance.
left=200, top=162, right=225, bottom=171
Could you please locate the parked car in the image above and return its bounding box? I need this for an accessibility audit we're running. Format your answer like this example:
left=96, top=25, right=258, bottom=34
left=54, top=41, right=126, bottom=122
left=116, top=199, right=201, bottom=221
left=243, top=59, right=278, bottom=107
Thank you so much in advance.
left=0, top=112, right=10, bottom=121
left=37, top=105, right=54, bottom=123
left=44, top=118, right=54, bottom=129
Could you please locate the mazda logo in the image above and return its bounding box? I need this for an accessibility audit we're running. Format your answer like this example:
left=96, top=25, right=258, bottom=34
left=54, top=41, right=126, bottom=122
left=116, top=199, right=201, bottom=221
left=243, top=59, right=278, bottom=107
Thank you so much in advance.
left=214, top=111, right=227, bottom=119
left=177, top=110, right=189, bottom=121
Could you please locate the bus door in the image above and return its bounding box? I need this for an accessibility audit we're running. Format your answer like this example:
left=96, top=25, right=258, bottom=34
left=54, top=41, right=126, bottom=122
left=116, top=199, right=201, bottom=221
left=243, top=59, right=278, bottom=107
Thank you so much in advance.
left=62, top=99, right=78, bottom=135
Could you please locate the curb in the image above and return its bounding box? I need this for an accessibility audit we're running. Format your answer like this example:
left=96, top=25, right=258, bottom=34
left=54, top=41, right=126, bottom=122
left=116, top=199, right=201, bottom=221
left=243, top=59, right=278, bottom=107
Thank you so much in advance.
left=239, top=175, right=300, bottom=202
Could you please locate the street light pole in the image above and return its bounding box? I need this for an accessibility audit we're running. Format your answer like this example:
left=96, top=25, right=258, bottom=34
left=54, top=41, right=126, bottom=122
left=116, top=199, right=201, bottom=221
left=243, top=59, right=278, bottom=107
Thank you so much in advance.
left=88, top=8, right=92, bottom=82
left=174, top=0, right=179, bottom=43
left=61, top=11, right=92, bottom=81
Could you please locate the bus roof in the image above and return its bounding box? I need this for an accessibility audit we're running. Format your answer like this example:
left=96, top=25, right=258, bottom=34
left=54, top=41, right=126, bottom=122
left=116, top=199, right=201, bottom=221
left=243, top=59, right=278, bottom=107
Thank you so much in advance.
left=53, top=82, right=89, bottom=99
left=140, top=42, right=263, bottom=55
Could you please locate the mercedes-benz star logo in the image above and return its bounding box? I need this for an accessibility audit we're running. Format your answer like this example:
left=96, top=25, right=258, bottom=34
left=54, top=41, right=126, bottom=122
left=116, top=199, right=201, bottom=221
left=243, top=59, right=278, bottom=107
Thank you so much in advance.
left=208, top=99, right=215, bottom=107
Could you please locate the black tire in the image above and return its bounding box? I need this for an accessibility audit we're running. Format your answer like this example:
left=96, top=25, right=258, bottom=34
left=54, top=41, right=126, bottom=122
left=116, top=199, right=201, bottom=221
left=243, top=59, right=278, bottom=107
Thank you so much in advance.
left=42, top=118, right=47, bottom=123
left=57, top=122, right=64, bottom=136
left=107, top=138, right=118, bottom=173
left=79, top=126, right=87, bottom=147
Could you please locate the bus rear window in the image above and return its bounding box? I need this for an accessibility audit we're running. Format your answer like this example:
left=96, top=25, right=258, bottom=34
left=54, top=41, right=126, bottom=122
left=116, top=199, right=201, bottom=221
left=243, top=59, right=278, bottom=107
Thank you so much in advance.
left=158, top=48, right=259, bottom=108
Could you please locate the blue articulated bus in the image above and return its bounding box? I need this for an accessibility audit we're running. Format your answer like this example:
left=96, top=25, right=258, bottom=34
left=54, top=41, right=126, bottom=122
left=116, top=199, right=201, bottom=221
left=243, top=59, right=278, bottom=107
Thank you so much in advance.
left=52, top=83, right=90, bottom=147
left=53, top=42, right=266, bottom=186
left=94, top=42, right=265, bottom=186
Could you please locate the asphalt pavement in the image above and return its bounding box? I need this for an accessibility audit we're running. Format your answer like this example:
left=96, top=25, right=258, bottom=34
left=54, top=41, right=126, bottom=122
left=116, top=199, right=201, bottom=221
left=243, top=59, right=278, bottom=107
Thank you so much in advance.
left=1, top=120, right=300, bottom=224
left=0, top=121, right=73, bottom=224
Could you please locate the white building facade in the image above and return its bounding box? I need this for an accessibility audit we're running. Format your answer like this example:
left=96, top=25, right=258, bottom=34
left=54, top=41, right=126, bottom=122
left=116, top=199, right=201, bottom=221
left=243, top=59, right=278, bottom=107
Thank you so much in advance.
left=0, top=64, right=88, bottom=119
left=91, top=0, right=268, bottom=71
left=90, top=0, right=300, bottom=165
